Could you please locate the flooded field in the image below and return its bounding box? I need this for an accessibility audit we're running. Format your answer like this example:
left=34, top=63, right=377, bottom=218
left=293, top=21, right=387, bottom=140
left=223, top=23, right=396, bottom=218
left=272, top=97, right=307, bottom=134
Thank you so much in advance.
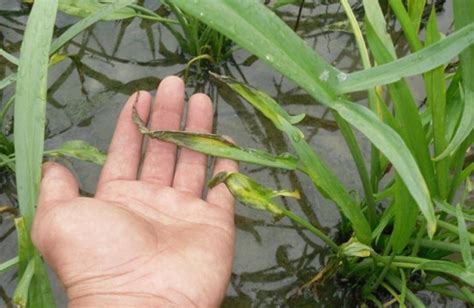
left=0, top=1, right=462, bottom=307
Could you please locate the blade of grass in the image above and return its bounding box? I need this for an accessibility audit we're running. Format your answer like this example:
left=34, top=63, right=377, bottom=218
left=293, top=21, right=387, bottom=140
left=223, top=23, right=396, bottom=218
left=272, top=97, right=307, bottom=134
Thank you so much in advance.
left=456, top=203, right=473, bottom=270
left=340, top=0, right=377, bottom=226
left=168, top=0, right=341, bottom=106
left=415, top=260, right=474, bottom=287
left=209, top=171, right=339, bottom=251
left=133, top=107, right=300, bottom=171
left=50, top=0, right=137, bottom=55
left=12, top=258, right=35, bottom=308
left=15, top=0, right=57, bottom=230
left=0, top=73, right=17, bottom=90
left=337, top=23, right=474, bottom=93
left=14, top=0, right=58, bottom=306
left=363, top=0, right=396, bottom=58
left=0, top=257, right=19, bottom=274
left=44, top=140, right=106, bottom=165
left=212, top=74, right=372, bottom=244
left=407, top=0, right=426, bottom=34
left=389, top=0, right=423, bottom=51
left=56, top=0, right=137, bottom=20
left=435, top=199, right=474, bottom=222
left=435, top=0, right=474, bottom=161
left=425, top=9, right=448, bottom=198
left=385, top=272, right=425, bottom=308
left=333, top=101, right=436, bottom=237
left=0, top=48, right=19, bottom=65
left=174, top=1, right=436, bottom=237
left=391, top=176, right=417, bottom=253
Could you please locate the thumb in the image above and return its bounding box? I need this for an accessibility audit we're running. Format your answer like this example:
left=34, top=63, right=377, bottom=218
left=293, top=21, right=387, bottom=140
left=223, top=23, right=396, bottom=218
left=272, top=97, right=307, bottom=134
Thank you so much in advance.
left=32, top=162, right=79, bottom=260
left=37, top=162, right=79, bottom=208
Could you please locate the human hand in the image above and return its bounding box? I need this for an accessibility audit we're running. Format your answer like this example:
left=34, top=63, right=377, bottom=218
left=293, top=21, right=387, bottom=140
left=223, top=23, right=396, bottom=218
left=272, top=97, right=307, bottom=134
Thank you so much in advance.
left=32, top=76, right=238, bottom=307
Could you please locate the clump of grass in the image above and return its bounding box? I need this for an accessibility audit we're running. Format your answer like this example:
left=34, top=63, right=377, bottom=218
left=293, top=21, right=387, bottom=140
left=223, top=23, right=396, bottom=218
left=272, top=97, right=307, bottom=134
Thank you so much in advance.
left=162, top=0, right=236, bottom=82
left=152, top=0, right=474, bottom=305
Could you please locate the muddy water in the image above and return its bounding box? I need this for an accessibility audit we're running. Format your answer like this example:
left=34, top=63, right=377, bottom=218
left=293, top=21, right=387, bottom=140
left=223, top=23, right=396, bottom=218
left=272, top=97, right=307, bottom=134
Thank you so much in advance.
left=0, top=1, right=456, bottom=307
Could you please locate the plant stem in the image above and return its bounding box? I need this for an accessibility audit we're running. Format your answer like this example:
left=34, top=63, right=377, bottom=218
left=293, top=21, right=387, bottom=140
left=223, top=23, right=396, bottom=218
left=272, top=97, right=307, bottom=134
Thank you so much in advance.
left=334, top=112, right=377, bottom=226
left=277, top=205, right=339, bottom=252
left=438, top=220, right=474, bottom=243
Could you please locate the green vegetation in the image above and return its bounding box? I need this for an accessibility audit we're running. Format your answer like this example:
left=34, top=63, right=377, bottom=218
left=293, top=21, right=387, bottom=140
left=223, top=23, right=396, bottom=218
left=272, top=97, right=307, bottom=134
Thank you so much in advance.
left=0, top=0, right=473, bottom=306
left=149, top=0, right=472, bottom=305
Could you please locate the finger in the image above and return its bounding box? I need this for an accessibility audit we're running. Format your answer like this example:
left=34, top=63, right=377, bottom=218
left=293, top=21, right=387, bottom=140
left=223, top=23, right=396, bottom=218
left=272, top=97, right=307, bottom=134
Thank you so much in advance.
left=140, top=76, right=185, bottom=185
left=37, top=162, right=79, bottom=210
left=173, top=94, right=214, bottom=196
left=206, top=157, right=239, bottom=211
left=97, top=91, right=151, bottom=190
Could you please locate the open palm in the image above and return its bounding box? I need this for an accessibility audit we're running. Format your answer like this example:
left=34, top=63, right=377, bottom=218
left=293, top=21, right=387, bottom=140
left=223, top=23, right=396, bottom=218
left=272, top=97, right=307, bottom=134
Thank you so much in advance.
left=32, top=77, right=238, bottom=307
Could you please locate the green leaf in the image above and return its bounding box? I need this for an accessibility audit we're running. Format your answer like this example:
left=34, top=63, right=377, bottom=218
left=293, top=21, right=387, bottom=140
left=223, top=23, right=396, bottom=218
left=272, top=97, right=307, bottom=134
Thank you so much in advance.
left=333, top=101, right=436, bottom=237
left=14, top=1, right=58, bottom=306
left=213, top=76, right=372, bottom=244
left=416, top=260, right=474, bottom=287
left=0, top=73, right=18, bottom=90
left=0, top=48, right=19, bottom=65
left=435, top=198, right=474, bottom=222
left=272, top=0, right=300, bottom=9
left=407, top=0, right=426, bottom=33
left=340, top=238, right=375, bottom=257
left=424, top=8, right=448, bottom=198
left=13, top=258, right=35, bottom=308
left=363, top=0, right=396, bottom=58
left=337, top=23, right=474, bottom=93
left=435, top=0, right=474, bottom=161
left=0, top=256, right=19, bottom=273
left=45, top=140, right=106, bottom=165
left=389, top=0, right=423, bottom=51
left=372, top=201, right=395, bottom=241
left=457, top=204, right=474, bottom=270
left=211, top=73, right=305, bottom=129
left=391, top=176, right=417, bottom=253
left=168, top=0, right=341, bottom=106
left=209, top=171, right=339, bottom=251
left=57, top=0, right=137, bottom=20
left=208, top=171, right=295, bottom=215
left=14, top=0, right=57, bottom=228
left=50, top=0, right=138, bottom=55
left=132, top=106, right=299, bottom=170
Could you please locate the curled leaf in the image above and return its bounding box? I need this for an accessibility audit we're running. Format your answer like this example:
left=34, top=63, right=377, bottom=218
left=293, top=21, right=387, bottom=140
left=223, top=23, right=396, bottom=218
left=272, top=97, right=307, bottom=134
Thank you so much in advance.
left=209, top=171, right=299, bottom=217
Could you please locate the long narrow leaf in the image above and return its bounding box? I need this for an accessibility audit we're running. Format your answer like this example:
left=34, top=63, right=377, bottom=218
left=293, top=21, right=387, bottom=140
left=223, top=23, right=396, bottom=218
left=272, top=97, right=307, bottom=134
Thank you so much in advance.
left=333, top=101, right=436, bottom=237
left=14, top=1, right=58, bottom=306
left=213, top=75, right=372, bottom=243
left=456, top=204, right=473, bottom=270
left=133, top=109, right=299, bottom=170
left=0, top=257, right=19, bottom=273
left=57, top=0, right=137, bottom=20
left=0, top=48, right=19, bottom=65
left=0, top=73, right=17, bottom=90
left=15, top=0, right=57, bottom=228
left=168, top=0, right=340, bottom=106
left=434, top=0, right=474, bottom=160
left=50, top=0, right=137, bottom=55
left=416, top=260, right=474, bottom=287
left=12, top=258, right=35, bottom=308
left=173, top=0, right=436, bottom=238
left=338, top=23, right=474, bottom=93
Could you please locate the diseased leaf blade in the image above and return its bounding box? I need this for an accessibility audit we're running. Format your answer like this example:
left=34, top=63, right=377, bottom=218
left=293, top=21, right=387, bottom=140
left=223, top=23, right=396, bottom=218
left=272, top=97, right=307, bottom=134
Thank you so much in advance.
left=132, top=106, right=299, bottom=170
left=46, top=140, right=106, bottom=165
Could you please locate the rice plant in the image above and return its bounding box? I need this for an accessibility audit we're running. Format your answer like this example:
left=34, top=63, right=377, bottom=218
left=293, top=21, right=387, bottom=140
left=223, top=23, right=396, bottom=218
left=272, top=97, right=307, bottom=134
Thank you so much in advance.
left=146, top=0, right=473, bottom=305
left=1, top=0, right=473, bottom=306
